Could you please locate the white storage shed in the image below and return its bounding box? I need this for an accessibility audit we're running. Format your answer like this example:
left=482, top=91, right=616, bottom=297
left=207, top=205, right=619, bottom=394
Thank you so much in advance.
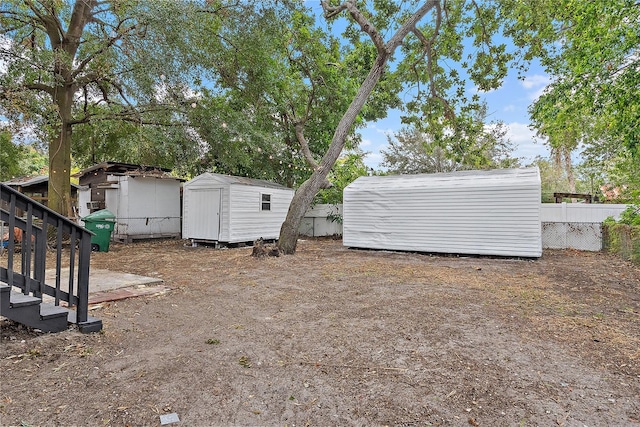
left=182, top=173, right=295, bottom=244
left=343, top=167, right=542, bottom=257
left=75, top=162, right=182, bottom=242
left=103, top=175, right=181, bottom=241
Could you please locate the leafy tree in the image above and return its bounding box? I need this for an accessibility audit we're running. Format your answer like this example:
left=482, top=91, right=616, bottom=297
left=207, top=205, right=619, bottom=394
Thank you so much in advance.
left=0, top=0, right=232, bottom=215
left=0, top=130, right=25, bottom=180
left=70, top=117, right=201, bottom=177
left=574, top=159, right=608, bottom=200
left=383, top=127, right=460, bottom=174
left=185, top=4, right=384, bottom=190
left=502, top=0, right=640, bottom=198
left=529, top=156, right=574, bottom=203
left=19, top=144, right=48, bottom=176
left=315, top=151, right=370, bottom=205
left=0, top=131, right=48, bottom=180
left=382, top=108, right=518, bottom=174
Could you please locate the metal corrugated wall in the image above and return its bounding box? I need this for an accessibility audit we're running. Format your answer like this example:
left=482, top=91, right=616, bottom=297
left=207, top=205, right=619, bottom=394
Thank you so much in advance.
left=343, top=168, right=542, bottom=257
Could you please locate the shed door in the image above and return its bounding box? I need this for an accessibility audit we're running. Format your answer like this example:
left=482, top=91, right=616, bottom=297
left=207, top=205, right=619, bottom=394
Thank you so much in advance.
left=190, top=189, right=221, bottom=240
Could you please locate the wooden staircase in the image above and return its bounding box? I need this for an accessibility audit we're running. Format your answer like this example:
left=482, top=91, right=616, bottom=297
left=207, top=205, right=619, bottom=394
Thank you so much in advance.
left=0, top=283, right=68, bottom=332
left=0, top=184, right=102, bottom=333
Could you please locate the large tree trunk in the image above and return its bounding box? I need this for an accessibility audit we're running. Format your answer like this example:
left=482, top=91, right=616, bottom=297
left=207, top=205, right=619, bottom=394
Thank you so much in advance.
left=48, top=87, right=74, bottom=217
left=277, top=1, right=439, bottom=254
left=278, top=172, right=332, bottom=254
left=44, top=0, right=94, bottom=217
left=48, top=123, right=73, bottom=217
left=278, top=55, right=389, bottom=254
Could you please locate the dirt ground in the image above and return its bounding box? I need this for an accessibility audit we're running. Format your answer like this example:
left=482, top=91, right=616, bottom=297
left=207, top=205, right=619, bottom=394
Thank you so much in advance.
left=1, top=238, right=640, bottom=427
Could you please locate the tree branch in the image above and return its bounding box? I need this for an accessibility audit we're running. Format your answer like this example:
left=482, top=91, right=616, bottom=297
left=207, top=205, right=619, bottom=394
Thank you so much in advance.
left=24, top=0, right=62, bottom=48
left=294, top=122, right=319, bottom=169
left=324, top=0, right=388, bottom=54
left=321, top=1, right=348, bottom=19
left=71, top=21, right=139, bottom=79
left=69, top=106, right=189, bottom=127
left=26, top=82, right=55, bottom=95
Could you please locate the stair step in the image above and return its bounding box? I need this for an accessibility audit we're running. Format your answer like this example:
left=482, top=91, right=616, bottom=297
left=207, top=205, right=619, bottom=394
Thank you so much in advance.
left=40, top=303, right=69, bottom=320
left=1, top=291, right=68, bottom=332
left=1, top=285, right=102, bottom=333
left=0, top=284, right=9, bottom=312
left=10, top=292, right=42, bottom=308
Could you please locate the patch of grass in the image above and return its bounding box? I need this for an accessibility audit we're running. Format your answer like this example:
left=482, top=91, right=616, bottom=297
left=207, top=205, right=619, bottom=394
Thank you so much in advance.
left=206, top=338, right=220, bottom=345
left=239, top=356, right=252, bottom=368
left=26, top=349, right=41, bottom=358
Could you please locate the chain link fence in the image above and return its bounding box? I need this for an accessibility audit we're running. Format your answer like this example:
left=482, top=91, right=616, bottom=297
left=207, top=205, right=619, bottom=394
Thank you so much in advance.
left=602, top=224, right=640, bottom=264
left=542, top=222, right=603, bottom=251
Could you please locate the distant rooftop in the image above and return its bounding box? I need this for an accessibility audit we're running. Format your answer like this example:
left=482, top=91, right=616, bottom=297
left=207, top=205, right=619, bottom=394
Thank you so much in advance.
left=74, top=162, right=177, bottom=180
left=3, top=175, right=81, bottom=189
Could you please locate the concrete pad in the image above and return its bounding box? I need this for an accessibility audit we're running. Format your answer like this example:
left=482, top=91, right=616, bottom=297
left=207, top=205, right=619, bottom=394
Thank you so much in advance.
left=41, top=268, right=166, bottom=304
left=45, top=268, right=163, bottom=294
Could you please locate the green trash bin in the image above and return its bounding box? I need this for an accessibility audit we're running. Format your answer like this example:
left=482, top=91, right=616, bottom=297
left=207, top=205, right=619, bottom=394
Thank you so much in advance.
left=82, top=209, right=116, bottom=252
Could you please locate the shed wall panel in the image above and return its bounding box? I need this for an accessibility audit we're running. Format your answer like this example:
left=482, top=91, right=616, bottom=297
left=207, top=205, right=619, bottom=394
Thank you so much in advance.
left=228, top=185, right=293, bottom=243
left=343, top=168, right=542, bottom=257
left=182, top=188, right=221, bottom=240
left=109, top=177, right=180, bottom=238
left=181, top=173, right=231, bottom=241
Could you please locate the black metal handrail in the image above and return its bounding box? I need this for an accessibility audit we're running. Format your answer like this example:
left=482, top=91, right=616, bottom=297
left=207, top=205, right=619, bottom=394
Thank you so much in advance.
left=0, top=183, right=93, bottom=328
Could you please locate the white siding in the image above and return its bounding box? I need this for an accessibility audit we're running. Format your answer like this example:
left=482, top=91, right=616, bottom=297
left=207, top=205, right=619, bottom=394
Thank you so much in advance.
left=77, top=187, right=91, bottom=221
left=108, top=176, right=181, bottom=239
left=228, top=185, right=293, bottom=243
left=182, top=188, right=221, bottom=240
left=181, top=173, right=227, bottom=240
left=540, top=203, right=628, bottom=222
left=182, top=173, right=294, bottom=243
left=106, top=179, right=124, bottom=235
left=127, top=178, right=180, bottom=236
left=343, top=168, right=542, bottom=257
left=218, top=181, right=231, bottom=242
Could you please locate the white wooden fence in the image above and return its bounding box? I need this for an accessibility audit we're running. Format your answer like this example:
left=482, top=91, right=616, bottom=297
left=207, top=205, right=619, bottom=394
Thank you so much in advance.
left=541, top=203, right=628, bottom=251
left=299, top=204, right=343, bottom=237
left=540, top=203, right=628, bottom=223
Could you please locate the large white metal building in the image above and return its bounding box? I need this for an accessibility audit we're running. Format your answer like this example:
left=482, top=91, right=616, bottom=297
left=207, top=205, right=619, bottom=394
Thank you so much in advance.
left=343, top=167, right=542, bottom=257
left=182, top=173, right=294, bottom=244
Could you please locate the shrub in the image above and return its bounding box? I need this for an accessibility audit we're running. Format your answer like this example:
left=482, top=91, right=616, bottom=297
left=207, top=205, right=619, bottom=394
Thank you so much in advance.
left=602, top=223, right=640, bottom=265
left=617, top=205, right=640, bottom=226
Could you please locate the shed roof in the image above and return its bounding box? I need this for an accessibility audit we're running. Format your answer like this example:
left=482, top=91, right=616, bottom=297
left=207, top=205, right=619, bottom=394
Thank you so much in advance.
left=347, top=167, right=540, bottom=191
left=188, top=173, right=292, bottom=191
left=74, top=162, right=176, bottom=180
left=3, top=175, right=82, bottom=190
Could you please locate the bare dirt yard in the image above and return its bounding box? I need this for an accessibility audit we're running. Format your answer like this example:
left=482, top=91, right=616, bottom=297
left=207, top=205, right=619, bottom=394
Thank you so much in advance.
left=1, top=238, right=640, bottom=427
